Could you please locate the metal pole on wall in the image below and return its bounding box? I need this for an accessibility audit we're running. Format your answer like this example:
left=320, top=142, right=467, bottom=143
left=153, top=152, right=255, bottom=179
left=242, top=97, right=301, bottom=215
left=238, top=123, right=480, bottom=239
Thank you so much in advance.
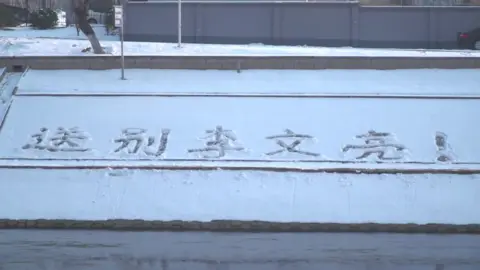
left=115, top=4, right=126, bottom=80
left=121, top=17, right=125, bottom=80
left=177, top=0, right=182, bottom=48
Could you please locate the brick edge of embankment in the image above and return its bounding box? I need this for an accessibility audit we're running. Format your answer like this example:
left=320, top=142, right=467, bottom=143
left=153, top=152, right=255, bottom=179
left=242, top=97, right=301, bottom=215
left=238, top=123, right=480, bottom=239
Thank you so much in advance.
left=1, top=56, right=480, bottom=70
left=1, top=219, right=479, bottom=234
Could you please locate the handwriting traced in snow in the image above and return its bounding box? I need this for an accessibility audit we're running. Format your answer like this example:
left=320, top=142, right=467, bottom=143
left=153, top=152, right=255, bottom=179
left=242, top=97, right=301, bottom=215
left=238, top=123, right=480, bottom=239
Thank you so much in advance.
left=114, top=128, right=170, bottom=157
left=265, top=129, right=320, bottom=157
left=342, top=130, right=406, bottom=161
left=435, top=131, right=454, bottom=162
left=22, top=127, right=90, bottom=152
left=17, top=127, right=467, bottom=164
left=188, top=125, right=244, bottom=158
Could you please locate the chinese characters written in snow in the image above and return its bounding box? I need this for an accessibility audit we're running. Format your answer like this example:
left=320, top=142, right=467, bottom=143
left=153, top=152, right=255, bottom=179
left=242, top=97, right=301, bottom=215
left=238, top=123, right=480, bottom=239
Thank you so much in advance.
left=21, top=126, right=456, bottom=162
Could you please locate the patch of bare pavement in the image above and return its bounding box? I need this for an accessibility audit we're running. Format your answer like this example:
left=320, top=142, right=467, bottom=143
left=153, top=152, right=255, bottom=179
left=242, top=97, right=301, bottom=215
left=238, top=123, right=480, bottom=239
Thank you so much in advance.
left=0, top=230, right=479, bottom=270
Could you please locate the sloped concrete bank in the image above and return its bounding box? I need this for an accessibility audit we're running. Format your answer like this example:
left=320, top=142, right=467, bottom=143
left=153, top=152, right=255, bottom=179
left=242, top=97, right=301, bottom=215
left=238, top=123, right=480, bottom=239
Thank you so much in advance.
left=1, top=169, right=479, bottom=233
left=1, top=63, right=479, bottom=234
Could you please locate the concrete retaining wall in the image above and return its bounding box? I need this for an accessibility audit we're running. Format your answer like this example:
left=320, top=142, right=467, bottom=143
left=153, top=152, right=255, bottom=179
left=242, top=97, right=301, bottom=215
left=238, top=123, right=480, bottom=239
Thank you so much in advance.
left=124, top=2, right=480, bottom=49
left=1, top=56, right=479, bottom=70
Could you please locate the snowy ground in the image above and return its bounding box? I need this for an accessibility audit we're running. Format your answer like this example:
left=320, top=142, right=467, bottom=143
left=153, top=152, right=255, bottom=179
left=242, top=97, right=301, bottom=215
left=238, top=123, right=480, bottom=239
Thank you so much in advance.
left=16, top=69, right=480, bottom=97
left=0, top=73, right=21, bottom=121
left=1, top=25, right=480, bottom=57
left=1, top=169, right=479, bottom=224
left=0, top=81, right=479, bottom=224
left=0, top=25, right=115, bottom=40
left=3, top=68, right=480, bottom=170
left=0, top=34, right=479, bottom=224
left=0, top=95, right=478, bottom=167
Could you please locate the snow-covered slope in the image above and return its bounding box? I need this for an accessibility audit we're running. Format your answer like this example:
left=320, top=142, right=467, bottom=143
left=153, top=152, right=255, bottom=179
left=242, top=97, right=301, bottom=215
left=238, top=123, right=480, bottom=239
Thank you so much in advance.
left=1, top=169, right=479, bottom=224
left=0, top=95, right=478, bottom=165
left=0, top=66, right=478, bottom=226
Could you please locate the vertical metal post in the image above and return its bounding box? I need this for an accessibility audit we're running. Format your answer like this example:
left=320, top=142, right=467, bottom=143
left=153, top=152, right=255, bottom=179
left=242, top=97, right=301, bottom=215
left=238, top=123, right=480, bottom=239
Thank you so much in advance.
left=120, top=4, right=125, bottom=80
left=177, top=0, right=182, bottom=47
left=121, top=20, right=125, bottom=80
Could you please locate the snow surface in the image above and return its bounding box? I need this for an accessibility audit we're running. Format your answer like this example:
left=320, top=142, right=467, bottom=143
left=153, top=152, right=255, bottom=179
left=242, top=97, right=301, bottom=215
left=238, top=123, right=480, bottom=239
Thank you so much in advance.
left=1, top=169, right=479, bottom=224
left=1, top=26, right=480, bottom=57
left=16, top=69, right=480, bottom=97
left=0, top=73, right=21, bottom=121
left=2, top=159, right=480, bottom=171
left=0, top=96, right=478, bottom=165
left=1, top=67, right=479, bottom=224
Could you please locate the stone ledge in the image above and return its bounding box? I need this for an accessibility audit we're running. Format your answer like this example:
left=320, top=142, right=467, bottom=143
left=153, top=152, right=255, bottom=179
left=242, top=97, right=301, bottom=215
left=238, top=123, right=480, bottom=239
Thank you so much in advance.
left=0, top=56, right=479, bottom=70
left=0, top=219, right=479, bottom=234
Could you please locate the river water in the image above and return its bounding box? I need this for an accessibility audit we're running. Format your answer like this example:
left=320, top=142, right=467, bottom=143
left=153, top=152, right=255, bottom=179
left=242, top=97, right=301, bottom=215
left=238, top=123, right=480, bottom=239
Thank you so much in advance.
left=0, top=230, right=479, bottom=270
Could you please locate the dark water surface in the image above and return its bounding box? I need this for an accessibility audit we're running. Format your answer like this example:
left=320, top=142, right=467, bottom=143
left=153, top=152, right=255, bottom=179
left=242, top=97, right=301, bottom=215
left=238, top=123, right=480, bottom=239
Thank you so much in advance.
left=0, top=230, right=479, bottom=270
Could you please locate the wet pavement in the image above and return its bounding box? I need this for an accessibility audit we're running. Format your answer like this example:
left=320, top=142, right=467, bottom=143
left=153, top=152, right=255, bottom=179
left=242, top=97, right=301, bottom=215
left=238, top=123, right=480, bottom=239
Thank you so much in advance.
left=0, top=230, right=479, bottom=270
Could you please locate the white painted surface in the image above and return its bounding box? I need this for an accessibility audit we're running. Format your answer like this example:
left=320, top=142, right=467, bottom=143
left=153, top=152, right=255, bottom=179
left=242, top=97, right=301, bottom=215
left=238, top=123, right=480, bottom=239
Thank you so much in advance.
left=0, top=96, right=478, bottom=165
left=1, top=26, right=479, bottom=56
left=0, top=169, right=479, bottom=224
left=16, top=69, right=480, bottom=97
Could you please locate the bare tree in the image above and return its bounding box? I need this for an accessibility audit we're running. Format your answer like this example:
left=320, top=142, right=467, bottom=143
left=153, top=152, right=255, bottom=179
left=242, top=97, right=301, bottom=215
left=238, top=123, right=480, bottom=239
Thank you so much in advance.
left=73, top=0, right=105, bottom=54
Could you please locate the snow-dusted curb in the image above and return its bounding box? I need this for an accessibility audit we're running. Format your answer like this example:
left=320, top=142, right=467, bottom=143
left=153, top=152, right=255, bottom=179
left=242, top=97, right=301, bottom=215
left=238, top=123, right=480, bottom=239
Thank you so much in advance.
left=1, top=161, right=480, bottom=174
left=1, top=55, right=479, bottom=71
left=1, top=219, right=479, bottom=234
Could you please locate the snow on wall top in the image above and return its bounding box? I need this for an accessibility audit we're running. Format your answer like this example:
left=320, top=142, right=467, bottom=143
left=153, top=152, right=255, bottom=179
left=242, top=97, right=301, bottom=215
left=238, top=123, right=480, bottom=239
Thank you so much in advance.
left=15, top=69, right=480, bottom=97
